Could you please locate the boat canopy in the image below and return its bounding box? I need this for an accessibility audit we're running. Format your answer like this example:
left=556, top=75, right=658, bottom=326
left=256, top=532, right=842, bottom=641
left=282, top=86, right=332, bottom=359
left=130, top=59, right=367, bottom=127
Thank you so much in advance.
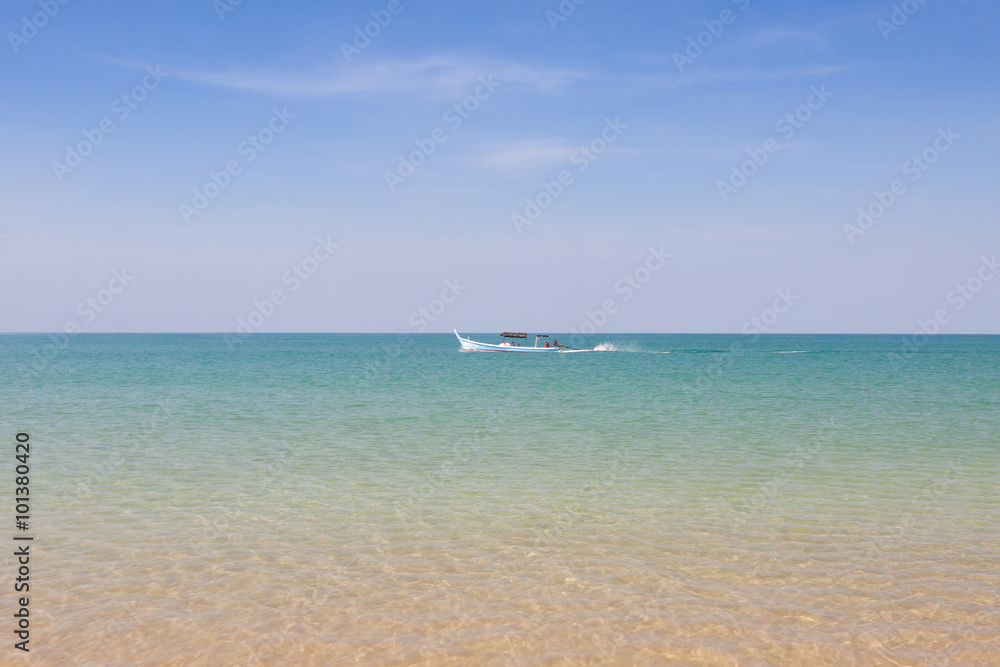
left=501, top=332, right=527, bottom=338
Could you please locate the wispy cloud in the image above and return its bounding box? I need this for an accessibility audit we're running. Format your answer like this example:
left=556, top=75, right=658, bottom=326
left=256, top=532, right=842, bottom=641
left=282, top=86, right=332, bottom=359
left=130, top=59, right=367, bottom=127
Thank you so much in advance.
left=474, top=138, right=577, bottom=172
left=107, top=54, right=587, bottom=98
left=107, top=51, right=847, bottom=101
left=618, top=60, right=852, bottom=92
left=728, top=28, right=829, bottom=51
left=661, top=64, right=851, bottom=87
left=463, top=137, right=642, bottom=175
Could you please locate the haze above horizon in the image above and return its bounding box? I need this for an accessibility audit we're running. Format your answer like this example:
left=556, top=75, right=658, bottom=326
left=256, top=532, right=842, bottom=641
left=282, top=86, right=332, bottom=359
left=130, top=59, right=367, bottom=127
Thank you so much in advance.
left=2, top=0, right=998, bottom=334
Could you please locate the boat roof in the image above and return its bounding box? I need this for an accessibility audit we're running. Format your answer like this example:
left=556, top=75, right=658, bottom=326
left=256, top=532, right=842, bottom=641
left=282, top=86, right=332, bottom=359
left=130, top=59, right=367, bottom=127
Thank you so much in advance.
left=501, top=332, right=527, bottom=338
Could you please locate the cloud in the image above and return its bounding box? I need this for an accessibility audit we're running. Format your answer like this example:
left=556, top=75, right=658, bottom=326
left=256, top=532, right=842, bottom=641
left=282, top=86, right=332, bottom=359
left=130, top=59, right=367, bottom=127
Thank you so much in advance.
left=109, top=55, right=587, bottom=98
left=473, top=138, right=578, bottom=172
left=730, top=28, right=829, bottom=50
left=662, top=64, right=850, bottom=87
left=106, top=50, right=846, bottom=102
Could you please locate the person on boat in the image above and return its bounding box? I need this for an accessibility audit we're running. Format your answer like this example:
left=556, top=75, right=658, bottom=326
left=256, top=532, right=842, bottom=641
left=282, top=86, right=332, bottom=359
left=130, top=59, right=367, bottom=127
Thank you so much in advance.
left=544, top=341, right=550, bottom=348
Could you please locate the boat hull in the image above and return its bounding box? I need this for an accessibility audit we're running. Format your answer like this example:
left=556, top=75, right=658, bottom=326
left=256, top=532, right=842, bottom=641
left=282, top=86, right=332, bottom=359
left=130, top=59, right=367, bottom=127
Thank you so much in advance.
left=455, top=330, right=562, bottom=353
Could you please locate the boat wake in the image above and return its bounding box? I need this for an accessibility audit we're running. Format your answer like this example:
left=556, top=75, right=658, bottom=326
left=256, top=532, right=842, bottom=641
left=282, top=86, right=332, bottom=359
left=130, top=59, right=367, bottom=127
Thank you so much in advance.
left=591, top=342, right=667, bottom=353
left=593, top=342, right=646, bottom=352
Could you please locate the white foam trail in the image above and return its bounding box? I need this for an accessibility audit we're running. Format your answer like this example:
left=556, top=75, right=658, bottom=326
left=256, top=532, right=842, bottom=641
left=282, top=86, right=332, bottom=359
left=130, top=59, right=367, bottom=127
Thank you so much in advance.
left=591, top=342, right=652, bottom=353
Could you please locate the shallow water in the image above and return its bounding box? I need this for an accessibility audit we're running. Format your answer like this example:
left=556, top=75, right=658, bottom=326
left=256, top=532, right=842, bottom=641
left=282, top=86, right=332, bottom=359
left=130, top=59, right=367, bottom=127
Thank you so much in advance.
left=2, top=334, right=998, bottom=665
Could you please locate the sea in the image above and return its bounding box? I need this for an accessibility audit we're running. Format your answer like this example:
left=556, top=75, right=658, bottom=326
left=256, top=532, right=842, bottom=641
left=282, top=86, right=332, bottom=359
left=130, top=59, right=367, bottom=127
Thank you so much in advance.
left=1, top=333, right=997, bottom=666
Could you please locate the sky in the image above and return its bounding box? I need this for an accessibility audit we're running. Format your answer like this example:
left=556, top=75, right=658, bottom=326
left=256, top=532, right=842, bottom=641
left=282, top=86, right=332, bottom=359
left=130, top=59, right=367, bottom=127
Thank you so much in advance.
left=1, top=0, right=998, bottom=334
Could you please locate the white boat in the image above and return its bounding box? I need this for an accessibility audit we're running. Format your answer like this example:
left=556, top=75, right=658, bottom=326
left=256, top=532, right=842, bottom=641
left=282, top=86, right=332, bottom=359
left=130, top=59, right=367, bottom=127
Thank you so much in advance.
left=455, top=330, right=568, bottom=353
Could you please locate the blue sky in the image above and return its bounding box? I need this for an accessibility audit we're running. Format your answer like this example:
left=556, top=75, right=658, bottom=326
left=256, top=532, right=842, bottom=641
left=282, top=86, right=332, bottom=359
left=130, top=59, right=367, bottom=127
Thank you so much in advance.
left=1, top=0, right=998, bottom=333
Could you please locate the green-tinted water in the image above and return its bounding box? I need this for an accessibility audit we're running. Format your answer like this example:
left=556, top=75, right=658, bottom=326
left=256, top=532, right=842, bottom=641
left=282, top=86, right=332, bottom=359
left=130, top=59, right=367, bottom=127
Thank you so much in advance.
left=1, top=334, right=998, bottom=664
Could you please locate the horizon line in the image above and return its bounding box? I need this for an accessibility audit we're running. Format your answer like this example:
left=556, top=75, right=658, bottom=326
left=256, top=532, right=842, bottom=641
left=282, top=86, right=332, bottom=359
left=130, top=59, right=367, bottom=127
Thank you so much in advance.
left=2, top=332, right=999, bottom=336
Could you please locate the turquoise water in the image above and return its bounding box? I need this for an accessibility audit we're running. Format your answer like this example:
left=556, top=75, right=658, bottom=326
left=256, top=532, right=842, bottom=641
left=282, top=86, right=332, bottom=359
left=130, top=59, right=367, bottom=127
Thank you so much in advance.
left=2, top=334, right=998, bottom=665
